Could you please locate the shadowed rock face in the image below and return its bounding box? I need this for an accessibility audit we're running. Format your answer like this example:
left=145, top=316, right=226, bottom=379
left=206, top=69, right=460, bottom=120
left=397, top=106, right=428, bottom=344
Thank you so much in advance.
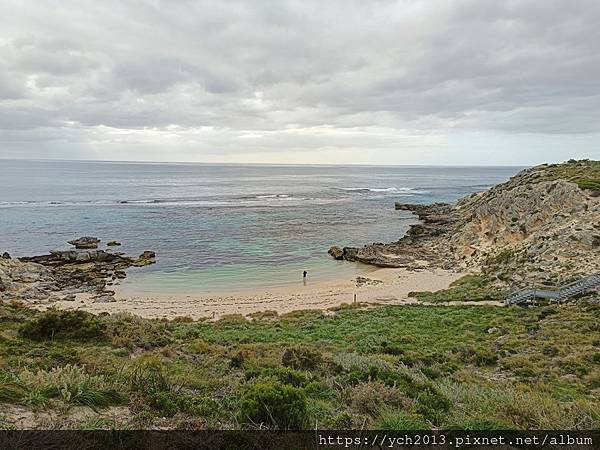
left=1, top=243, right=156, bottom=305
left=329, top=160, right=600, bottom=286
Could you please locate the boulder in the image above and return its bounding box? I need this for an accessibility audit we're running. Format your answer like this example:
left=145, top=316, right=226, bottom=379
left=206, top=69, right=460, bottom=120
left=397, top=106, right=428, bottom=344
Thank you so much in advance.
left=1, top=252, right=10, bottom=259
left=48, top=249, right=116, bottom=263
left=328, top=246, right=344, bottom=260
left=133, top=251, right=156, bottom=267
left=68, top=237, right=100, bottom=249
left=342, top=247, right=358, bottom=261
left=107, top=241, right=121, bottom=246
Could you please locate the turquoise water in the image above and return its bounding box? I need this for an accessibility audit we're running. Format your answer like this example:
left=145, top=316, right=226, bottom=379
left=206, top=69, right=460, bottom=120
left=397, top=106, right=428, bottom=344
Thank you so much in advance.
left=0, top=160, right=522, bottom=293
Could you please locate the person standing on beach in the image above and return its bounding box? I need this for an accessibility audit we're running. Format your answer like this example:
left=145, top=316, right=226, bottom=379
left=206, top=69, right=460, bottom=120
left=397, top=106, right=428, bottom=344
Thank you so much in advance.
left=303, top=270, right=307, bottom=279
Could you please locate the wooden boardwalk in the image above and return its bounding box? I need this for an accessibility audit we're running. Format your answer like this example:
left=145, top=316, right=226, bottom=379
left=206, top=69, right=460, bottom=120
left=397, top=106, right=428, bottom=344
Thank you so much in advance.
left=505, top=272, right=600, bottom=306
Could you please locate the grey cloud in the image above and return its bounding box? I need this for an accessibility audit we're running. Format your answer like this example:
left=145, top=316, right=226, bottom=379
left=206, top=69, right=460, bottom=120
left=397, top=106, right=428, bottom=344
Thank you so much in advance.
left=0, top=0, right=599, bottom=162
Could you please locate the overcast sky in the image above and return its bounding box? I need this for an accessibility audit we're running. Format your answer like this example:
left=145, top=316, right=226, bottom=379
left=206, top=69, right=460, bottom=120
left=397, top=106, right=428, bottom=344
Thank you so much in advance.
left=1, top=0, right=599, bottom=165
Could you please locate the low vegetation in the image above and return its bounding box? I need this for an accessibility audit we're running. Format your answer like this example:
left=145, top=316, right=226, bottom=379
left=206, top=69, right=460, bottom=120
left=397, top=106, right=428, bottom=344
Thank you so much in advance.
left=408, top=275, right=505, bottom=303
left=0, top=299, right=598, bottom=430
left=540, top=159, right=600, bottom=192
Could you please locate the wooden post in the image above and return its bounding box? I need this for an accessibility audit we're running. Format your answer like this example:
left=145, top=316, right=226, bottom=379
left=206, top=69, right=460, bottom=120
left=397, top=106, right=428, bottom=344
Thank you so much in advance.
left=353, top=293, right=357, bottom=305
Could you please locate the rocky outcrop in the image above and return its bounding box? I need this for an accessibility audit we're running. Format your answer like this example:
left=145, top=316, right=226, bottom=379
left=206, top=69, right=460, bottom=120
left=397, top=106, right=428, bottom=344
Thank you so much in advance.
left=68, top=236, right=101, bottom=249
left=1, top=240, right=156, bottom=304
left=327, top=246, right=344, bottom=260
left=333, top=202, right=459, bottom=269
left=107, top=241, right=121, bottom=246
left=449, top=165, right=599, bottom=285
left=329, top=160, right=600, bottom=287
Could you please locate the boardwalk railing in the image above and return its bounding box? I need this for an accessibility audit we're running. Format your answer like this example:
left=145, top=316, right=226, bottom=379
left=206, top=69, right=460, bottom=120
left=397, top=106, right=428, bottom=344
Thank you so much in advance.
left=505, top=272, right=600, bottom=306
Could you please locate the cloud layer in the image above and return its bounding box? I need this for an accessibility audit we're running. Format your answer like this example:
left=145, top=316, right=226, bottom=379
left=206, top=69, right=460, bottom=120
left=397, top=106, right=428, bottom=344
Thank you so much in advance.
left=1, top=0, right=599, bottom=164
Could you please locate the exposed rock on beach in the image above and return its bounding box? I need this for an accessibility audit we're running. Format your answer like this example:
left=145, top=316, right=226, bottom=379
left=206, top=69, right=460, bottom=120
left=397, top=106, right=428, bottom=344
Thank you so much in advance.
left=0, top=238, right=155, bottom=305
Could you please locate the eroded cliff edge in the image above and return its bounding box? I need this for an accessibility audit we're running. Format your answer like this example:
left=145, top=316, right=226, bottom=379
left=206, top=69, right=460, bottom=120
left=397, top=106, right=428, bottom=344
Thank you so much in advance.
left=331, top=160, right=599, bottom=288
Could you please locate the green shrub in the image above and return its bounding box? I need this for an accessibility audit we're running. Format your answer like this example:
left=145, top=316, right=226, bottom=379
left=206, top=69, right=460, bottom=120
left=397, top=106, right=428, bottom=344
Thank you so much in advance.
left=349, top=381, right=411, bottom=415
left=408, top=275, right=504, bottom=302
left=127, top=362, right=198, bottom=416
left=376, top=410, right=428, bottom=430
left=326, top=411, right=356, bottom=429
left=19, top=309, right=106, bottom=341
left=246, top=367, right=312, bottom=388
left=105, top=313, right=171, bottom=349
left=414, top=389, right=451, bottom=423
left=238, top=381, right=308, bottom=429
left=446, top=419, right=510, bottom=430
left=282, top=345, right=322, bottom=370
left=0, top=371, right=24, bottom=403
left=17, top=365, right=126, bottom=409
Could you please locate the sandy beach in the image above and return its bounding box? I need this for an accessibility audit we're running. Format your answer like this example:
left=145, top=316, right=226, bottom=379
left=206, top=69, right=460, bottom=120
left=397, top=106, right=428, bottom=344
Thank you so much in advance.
left=44, top=268, right=466, bottom=320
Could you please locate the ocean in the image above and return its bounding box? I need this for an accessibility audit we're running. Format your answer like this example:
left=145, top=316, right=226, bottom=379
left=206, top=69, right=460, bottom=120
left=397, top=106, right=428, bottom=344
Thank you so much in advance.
left=0, top=160, right=522, bottom=293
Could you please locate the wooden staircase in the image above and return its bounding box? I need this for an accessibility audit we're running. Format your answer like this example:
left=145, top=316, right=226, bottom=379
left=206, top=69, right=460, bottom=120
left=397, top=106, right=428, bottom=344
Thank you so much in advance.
left=505, top=272, right=600, bottom=306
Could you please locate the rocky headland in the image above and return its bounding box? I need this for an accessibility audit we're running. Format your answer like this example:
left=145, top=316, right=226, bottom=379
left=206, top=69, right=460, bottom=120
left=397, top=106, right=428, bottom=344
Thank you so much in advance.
left=0, top=239, right=155, bottom=305
left=331, top=159, right=600, bottom=289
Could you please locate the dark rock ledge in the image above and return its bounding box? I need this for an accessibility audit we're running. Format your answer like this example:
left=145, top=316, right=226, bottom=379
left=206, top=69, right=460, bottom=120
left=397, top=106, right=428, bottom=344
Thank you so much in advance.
left=328, top=203, right=459, bottom=270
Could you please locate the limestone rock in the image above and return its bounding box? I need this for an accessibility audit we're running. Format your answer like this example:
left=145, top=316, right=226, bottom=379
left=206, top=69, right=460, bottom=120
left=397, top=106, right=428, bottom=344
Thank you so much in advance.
left=330, top=160, right=600, bottom=287
left=328, top=246, right=344, bottom=260
left=133, top=251, right=156, bottom=267
left=3, top=241, right=155, bottom=304
left=68, top=237, right=100, bottom=249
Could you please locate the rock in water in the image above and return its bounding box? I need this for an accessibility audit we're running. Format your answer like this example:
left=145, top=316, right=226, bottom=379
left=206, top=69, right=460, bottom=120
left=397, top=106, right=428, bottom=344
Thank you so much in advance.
left=1, top=252, right=10, bottom=259
left=328, top=246, right=344, bottom=260
left=68, top=236, right=101, bottom=249
left=133, top=251, right=156, bottom=267
left=342, top=247, right=358, bottom=261
left=107, top=241, right=121, bottom=246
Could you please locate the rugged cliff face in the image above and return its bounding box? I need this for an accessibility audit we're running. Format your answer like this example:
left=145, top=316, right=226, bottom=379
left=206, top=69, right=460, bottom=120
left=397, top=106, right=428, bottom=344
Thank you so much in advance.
left=333, top=160, right=599, bottom=287
left=451, top=161, right=599, bottom=285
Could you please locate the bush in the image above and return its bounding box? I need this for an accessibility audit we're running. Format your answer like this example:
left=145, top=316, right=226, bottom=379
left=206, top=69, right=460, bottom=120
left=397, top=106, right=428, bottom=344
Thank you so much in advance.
left=19, top=309, right=106, bottom=341
left=246, top=367, right=312, bottom=388
left=128, top=362, right=181, bottom=416
left=447, top=419, right=510, bottom=430
left=376, top=410, right=428, bottom=430
left=0, top=371, right=24, bottom=403
left=349, top=381, right=411, bottom=415
left=408, top=275, right=505, bottom=302
left=18, top=365, right=126, bottom=409
left=238, top=381, right=308, bottom=429
left=105, top=313, right=172, bottom=349
left=282, top=345, right=322, bottom=370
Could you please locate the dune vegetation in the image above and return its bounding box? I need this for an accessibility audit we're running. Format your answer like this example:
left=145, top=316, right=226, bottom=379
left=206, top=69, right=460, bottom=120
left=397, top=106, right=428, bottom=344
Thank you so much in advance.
left=1, top=298, right=598, bottom=430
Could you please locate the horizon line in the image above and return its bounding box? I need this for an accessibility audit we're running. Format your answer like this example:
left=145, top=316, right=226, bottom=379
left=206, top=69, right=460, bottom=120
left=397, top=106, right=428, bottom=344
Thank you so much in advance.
left=0, top=156, right=535, bottom=168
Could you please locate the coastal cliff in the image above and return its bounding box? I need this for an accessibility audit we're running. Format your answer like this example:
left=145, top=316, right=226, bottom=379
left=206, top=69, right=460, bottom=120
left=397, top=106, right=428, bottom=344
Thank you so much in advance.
left=333, top=159, right=600, bottom=288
